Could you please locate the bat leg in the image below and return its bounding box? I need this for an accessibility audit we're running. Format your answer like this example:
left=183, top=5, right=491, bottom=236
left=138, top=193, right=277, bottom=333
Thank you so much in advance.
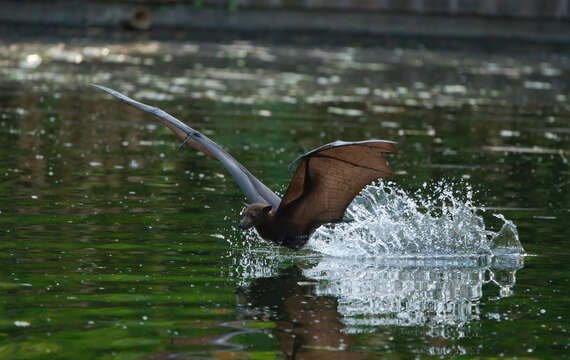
left=178, top=134, right=192, bottom=151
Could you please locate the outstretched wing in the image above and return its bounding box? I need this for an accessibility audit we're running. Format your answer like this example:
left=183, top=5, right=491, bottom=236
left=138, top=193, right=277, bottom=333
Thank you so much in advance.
left=92, top=84, right=281, bottom=209
left=277, top=140, right=395, bottom=236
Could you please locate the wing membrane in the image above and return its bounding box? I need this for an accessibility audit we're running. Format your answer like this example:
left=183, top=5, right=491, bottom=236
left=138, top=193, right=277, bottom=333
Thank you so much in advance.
left=277, top=140, right=395, bottom=235
left=92, top=84, right=281, bottom=209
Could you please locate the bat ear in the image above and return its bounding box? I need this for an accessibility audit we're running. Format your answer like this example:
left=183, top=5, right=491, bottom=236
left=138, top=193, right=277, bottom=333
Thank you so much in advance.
left=263, top=205, right=272, bottom=214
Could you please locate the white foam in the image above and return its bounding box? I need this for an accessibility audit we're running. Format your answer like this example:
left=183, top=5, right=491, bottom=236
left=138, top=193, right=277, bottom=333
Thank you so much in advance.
left=310, top=180, right=524, bottom=257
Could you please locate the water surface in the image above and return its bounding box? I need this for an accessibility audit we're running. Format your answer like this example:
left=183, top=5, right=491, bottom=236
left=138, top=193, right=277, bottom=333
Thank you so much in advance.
left=0, top=31, right=568, bottom=359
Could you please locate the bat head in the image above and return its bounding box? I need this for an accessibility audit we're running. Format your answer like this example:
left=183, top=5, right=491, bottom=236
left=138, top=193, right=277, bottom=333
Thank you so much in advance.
left=239, top=203, right=273, bottom=230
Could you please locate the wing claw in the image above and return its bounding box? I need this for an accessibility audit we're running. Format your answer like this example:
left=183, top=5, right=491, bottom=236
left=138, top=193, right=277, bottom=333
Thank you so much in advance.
left=179, top=134, right=192, bottom=151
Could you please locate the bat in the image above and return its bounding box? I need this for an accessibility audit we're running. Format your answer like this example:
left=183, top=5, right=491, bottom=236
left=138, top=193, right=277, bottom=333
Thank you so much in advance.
left=92, top=85, right=395, bottom=249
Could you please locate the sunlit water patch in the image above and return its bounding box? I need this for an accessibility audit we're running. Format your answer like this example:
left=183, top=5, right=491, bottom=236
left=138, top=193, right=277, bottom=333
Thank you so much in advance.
left=311, top=180, right=524, bottom=258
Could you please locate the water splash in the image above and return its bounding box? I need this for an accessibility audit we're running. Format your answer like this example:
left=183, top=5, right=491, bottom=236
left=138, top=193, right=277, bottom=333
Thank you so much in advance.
left=310, top=180, right=524, bottom=257
left=224, top=180, right=525, bottom=340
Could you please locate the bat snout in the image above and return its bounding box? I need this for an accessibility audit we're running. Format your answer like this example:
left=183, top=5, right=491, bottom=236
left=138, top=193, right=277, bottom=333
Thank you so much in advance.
left=239, top=218, right=254, bottom=230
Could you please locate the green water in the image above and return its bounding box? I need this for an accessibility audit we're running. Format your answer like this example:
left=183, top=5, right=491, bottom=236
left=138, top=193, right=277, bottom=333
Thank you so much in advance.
left=0, top=31, right=568, bottom=359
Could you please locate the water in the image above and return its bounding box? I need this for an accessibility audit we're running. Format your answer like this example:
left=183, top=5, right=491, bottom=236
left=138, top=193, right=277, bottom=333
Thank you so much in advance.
left=0, top=29, right=568, bottom=359
left=311, top=180, right=523, bottom=257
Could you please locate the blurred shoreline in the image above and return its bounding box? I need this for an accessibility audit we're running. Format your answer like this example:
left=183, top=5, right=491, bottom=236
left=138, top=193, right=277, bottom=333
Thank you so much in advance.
left=0, top=1, right=569, bottom=45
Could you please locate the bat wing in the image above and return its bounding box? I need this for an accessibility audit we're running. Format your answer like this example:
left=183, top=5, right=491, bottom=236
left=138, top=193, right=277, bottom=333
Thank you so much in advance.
left=92, top=84, right=281, bottom=209
left=277, top=140, right=395, bottom=236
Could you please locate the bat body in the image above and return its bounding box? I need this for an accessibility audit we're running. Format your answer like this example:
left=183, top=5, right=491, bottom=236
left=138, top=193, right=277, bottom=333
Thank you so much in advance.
left=93, top=85, right=395, bottom=249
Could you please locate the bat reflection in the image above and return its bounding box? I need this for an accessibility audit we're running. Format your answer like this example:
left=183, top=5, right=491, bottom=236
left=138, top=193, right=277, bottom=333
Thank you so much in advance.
left=230, top=254, right=524, bottom=357
left=236, top=266, right=366, bottom=359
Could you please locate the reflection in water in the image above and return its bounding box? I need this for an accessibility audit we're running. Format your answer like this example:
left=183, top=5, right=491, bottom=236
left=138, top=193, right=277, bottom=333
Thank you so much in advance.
left=305, top=256, right=524, bottom=332
left=231, top=254, right=524, bottom=356
left=236, top=266, right=366, bottom=359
